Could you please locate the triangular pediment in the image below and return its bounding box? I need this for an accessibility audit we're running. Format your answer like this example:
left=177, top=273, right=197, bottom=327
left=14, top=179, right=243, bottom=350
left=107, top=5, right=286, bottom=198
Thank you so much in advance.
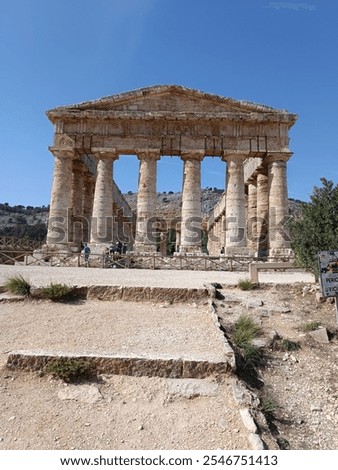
left=47, top=85, right=291, bottom=118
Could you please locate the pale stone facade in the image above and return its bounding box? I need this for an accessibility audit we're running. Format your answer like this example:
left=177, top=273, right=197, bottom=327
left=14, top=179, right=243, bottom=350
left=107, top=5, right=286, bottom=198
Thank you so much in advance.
left=45, top=85, right=297, bottom=257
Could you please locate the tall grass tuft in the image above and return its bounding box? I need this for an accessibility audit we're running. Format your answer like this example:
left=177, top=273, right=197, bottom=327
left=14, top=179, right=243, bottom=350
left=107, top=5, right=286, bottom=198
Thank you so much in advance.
left=5, top=275, right=31, bottom=297
left=233, top=314, right=261, bottom=348
left=237, top=278, right=256, bottom=291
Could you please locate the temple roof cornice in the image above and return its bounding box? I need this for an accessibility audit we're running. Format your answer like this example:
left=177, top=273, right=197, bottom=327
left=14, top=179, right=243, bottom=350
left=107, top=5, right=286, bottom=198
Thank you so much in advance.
left=47, top=109, right=297, bottom=125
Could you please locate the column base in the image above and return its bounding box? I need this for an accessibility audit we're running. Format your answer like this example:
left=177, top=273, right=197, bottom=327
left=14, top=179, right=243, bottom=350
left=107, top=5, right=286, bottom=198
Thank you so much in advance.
left=88, top=243, right=110, bottom=255
left=133, top=243, right=158, bottom=255
left=178, top=245, right=204, bottom=256
left=224, top=246, right=252, bottom=256
left=268, top=248, right=294, bottom=261
left=42, top=243, right=75, bottom=253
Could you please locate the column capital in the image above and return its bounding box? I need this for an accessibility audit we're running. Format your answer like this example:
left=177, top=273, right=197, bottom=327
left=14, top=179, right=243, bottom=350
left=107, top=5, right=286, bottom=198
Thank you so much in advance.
left=49, top=146, right=76, bottom=159
left=222, top=151, right=249, bottom=164
left=247, top=176, right=257, bottom=186
left=264, top=152, right=292, bottom=165
left=136, top=149, right=160, bottom=161
left=180, top=150, right=205, bottom=162
left=91, top=147, right=119, bottom=161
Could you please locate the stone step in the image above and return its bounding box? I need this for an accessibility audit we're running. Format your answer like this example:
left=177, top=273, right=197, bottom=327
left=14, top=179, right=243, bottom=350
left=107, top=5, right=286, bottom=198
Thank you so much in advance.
left=7, top=350, right=233, bottom=379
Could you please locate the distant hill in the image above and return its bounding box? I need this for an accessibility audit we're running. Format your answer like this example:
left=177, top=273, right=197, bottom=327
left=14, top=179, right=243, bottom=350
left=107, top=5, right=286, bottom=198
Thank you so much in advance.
left=0, top=203, right=49, bottom=241
left=0, top=192, right=304, bottom=242
left=124, top=187, right=224, bottom=219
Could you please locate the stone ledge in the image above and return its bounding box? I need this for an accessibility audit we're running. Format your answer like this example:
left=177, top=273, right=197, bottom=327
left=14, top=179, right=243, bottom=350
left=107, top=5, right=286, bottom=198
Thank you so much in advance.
left=0, top=284, right=216, bottom=304
left=86, top=285, right=216, bottom=303
left=6, top=351, right=232, bottom=379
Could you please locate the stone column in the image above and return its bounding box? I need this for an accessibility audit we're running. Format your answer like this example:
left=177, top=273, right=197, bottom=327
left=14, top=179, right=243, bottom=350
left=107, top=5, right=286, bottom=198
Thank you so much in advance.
left=220, top=213, right=226, bottom=255
left=247, top=178, right=258, bottom=252
left=82, top=173, right=95, bottom=243
left=267, top=153, right=292, bottom=258
left=134, top=150, right=160, bottom=253
left=208, top=223, right=215, bottom=256
left=46, top=147, right=74, bottom=250
left=70, top=160, right=85, bottom=250
left=175, top=230, right=181, bottom=253
left=223, top=153, right=248, bottom=255
left=159, top=231, right=167, bottom=255
left=179, top=152, right=204, bottom=254
left=90, top=149, right=119, bottom=247
left=256, top=170, right=269, bottom=257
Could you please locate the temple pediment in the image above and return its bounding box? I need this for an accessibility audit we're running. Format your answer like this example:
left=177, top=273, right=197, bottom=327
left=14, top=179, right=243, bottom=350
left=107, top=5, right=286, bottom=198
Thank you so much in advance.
left=47, top=85, right=296, bottom=124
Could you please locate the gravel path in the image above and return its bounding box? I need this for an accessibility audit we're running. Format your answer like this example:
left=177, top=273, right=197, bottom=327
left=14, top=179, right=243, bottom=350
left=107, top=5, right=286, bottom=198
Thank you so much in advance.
left=0, top=265, right=315, bottom=288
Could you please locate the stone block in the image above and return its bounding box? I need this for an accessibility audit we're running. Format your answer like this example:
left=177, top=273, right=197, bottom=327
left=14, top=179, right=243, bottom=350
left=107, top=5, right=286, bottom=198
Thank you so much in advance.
left=248, top=433, right=265, bottom=450
left=58, top=384, right=102, bottom=403
left=87, top=285, right=123, bottom=301
left=309, top=328, right=329, bottom=344
left=239, top=408, right=257, bottom=433
left=166, top=378, right=219, bottom=399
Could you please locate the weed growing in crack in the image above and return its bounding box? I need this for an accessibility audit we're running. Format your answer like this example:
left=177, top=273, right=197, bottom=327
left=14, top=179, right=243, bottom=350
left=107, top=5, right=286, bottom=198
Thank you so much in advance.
left=42, top=283, right=77, bottom=302
left=302, top=321, right=321, bottom=332
left=46, top=358, right=94, bottom=383
left=233, top=314, right=261, bottom=348
left=281, top=339, right=301, bottom=351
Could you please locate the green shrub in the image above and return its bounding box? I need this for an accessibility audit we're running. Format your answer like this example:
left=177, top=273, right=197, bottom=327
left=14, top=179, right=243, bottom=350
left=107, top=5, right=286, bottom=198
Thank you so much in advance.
left=46, top=358, right=92, bottom=382
left=237, top=278, right=256, bottom=291
left=261, top=397, right=279, bottom=416
left=282, top=339, right=301, bottom=351
left=233, top=314, right=261, bottom=348
left=302, top=321, right=321, bottom=332
left=5, top=275, right=31, bottom=297
left=42, top=283, right=76, bottom=302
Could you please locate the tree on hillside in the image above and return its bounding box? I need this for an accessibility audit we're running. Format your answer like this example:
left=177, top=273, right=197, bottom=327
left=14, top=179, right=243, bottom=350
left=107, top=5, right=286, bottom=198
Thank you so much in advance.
left=291, top=178, right=338, bottom=276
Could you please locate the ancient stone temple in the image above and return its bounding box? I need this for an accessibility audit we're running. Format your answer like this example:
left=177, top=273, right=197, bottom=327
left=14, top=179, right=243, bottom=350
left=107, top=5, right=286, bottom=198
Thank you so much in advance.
left=45, top=85, right=297, bottom=257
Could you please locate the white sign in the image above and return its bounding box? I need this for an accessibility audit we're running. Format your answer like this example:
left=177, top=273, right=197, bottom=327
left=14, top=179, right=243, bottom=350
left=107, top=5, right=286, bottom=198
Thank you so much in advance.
left=318, top=251, right=338, bottom=297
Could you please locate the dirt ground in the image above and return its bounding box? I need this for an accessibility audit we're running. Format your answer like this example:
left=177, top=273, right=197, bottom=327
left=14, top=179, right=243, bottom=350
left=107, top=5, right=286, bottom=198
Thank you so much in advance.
left=0, top=266, right=337, bottom=450
left=0, top=298, right=247, bottom=450
left=215, top=283, right=338, bottom=450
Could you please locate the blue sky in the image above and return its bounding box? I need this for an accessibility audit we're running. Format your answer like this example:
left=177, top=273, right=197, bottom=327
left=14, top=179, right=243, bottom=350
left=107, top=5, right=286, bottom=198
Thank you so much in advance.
left=0, top=0, right=337, bottom=206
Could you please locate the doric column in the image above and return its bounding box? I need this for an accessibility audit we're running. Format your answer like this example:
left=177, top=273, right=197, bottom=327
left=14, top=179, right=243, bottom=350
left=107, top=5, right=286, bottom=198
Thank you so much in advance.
left=134, top=150, right=160, bottom=253
left=208, top=223, right=216, bottom=256
left=82, top=173, right=95, bottom=243
left=70, top=159, right=85, bottom=250
left=159, top=231, right=167, bottom=255
left=267, top=153, right=292, bottom=257
left=90, top=149, right=119, bottom=245
left=220, top=213, right=226, bottom=254
left=223, top=152, right=248, bottom=254
left=179, top=152, right=204, bottom=254
left=256, top=170, right=269, bottom=257
left=247, top=178, right=258, bottom=252
left=175, top=230, right=181, bottom=253
left=46, top=147, right=74, bottom=250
